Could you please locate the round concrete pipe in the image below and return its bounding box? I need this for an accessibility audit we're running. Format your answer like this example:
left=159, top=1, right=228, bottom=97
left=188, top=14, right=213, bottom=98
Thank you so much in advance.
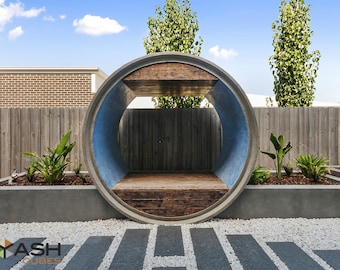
left=83, top=52, right=258, bottom=224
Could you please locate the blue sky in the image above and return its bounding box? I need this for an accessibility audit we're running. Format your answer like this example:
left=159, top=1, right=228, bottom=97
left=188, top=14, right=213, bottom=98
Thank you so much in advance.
left=0, top=0, right=339, bottom=103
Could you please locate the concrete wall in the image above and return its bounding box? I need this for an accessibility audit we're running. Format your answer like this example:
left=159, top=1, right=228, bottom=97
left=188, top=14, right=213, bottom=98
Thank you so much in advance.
left=1, top=186, right=339, bottom=223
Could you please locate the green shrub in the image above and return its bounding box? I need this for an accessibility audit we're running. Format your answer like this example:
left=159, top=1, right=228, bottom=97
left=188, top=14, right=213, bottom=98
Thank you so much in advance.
left=23, top=130, right=75, bottom=184
left=283, top=161, right=294, bottom=176
left=73, top=163, right=87, bottom=183
left=261, top=132, right=292, bottom=179
left=25, top=165, right=36, bottom=182
left=249, top=167, right=271, bottom=185
left=73, top=163, right=82, bottom=176
left=295, top=154, right=329, bottom=182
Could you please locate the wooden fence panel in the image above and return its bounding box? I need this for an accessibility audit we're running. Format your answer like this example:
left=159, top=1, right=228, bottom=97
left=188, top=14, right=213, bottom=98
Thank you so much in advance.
left=0, top=107, right=339, bottom=177
left=28, top=109, right=41, bottom=167
left=69, top=108, right=81, bottom=169
left=0, top=108, right=88, bottom=177
left=254, top=107, right=340, bottom=168
left=20, top=108, right=31, bottom=171
left=326, top=107, right=339, bottom=165
left=118, top=108, right=221, bottom=171
left=0, top=109, right=10, bottom=177
left=10, top=109, right=21, bottom=174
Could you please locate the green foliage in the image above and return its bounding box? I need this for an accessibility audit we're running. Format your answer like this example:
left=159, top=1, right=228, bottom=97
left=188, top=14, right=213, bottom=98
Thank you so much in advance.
left=265, top=97, right=275, bottom=107
left=25, top=165, right=36, bottom=182
left=269, top=0, right=321, bottom=107
left=144, top=0, right=204, bottom=108
left=261, top=132, right=292, bottom=179
left=143, top=0, right=203, bottom=55
left=23, top=130, right=75, bottom=184
left=296, top=154, right=329, bottom=182
left=73, top=163, right=87, bottom=183
left=73, top=163, right=82, bottom=176
left=248, top=167, right=271, bottom=185
left=152, top=96, right=205, bottom=108
left=283, top=160, right=294, bottom=176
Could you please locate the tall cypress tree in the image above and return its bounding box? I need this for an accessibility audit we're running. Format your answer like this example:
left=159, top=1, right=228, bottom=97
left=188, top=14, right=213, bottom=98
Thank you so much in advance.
left=269, top=0, right=321, bottom=107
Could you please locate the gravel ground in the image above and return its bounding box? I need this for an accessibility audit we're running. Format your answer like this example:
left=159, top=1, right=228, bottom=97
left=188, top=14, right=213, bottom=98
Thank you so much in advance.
left=1, top=218, right=339, bottom=269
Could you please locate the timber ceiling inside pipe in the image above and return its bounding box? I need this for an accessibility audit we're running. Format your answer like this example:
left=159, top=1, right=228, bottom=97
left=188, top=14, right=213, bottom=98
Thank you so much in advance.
left=123, top=62, right=218, bottom=96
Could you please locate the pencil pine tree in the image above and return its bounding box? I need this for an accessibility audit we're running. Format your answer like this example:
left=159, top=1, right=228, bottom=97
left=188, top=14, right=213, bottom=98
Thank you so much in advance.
left=269, top=0, right=320, bottom=107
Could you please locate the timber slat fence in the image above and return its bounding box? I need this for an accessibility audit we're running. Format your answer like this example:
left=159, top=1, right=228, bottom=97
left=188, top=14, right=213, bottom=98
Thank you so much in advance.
left=0, top=107, right=339, bottom=177
left=119, top=109, right=222, bottom=171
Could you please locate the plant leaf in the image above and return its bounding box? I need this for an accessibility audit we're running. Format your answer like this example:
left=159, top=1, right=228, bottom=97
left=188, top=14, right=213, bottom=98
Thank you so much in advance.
left=270, top=133, right=281, bottom=150
left=260, top=151, right=276, bottom=160
left=55, top=130, right=72, bottom=155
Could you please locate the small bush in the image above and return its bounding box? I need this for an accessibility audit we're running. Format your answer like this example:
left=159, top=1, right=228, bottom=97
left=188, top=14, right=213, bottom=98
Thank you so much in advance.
left=23, top=130, right=75, bottom=184
left=25, top=165, right=36, bottom=182
left=249, top=167, right=271, bottom=185
left=295, top=154, right=329, bottom=182
left=283, top=161, right=294, bottom=176
left=74, top=163, right=87, bottom=183
left=74, top=163, right=82, bottom=176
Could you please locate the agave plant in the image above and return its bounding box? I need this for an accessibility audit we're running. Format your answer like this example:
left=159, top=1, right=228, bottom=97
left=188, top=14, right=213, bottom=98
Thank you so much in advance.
left=296, top=154, right=329, bottom=182
left=23, top=130, right=75, bottom=184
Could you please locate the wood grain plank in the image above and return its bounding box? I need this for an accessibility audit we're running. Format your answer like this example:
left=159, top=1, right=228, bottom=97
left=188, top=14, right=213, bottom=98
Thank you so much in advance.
left=0, top=109, right=11, bottom=176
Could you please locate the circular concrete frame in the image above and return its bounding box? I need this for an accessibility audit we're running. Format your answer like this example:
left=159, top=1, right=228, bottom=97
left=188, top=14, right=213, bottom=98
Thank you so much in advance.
left=83, top=52, right=258, bottom=224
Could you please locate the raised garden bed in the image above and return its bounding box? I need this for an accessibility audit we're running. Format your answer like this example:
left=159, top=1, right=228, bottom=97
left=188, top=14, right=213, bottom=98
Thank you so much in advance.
left=1, top=171, right=340, bottom=223
left=0, top=172, right=93, bottom=186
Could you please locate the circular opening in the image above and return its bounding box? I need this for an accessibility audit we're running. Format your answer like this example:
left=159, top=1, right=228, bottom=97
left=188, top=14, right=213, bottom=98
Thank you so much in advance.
left=117, top=107, right=224, bottom=217
left=83, top=52, right=258, bottom=224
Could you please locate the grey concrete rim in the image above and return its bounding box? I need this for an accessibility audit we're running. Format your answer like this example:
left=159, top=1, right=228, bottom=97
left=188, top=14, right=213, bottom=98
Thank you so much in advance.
left=83, top=52, right=259, bottom=224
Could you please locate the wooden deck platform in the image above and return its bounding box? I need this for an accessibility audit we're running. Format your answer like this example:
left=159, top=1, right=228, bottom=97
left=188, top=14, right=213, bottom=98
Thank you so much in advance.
left=113, top=172, right=229, bottom=217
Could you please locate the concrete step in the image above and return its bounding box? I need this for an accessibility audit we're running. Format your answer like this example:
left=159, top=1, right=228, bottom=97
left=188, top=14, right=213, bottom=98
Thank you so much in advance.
left=113, top=172, right=229, bottom=217
left=324, top=165, right=340, bottom=182
left=330, top=167, right=340, bottom=177
left=325, top=174, right=340, bottom=183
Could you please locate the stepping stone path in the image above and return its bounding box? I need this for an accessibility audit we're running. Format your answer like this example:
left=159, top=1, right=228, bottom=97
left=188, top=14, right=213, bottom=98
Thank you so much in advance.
left=1, top=226, right=338, bottom=269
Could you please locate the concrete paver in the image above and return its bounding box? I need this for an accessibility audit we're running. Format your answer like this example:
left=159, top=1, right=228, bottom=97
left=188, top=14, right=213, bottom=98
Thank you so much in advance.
left=1, top=219, right=339, bottom=269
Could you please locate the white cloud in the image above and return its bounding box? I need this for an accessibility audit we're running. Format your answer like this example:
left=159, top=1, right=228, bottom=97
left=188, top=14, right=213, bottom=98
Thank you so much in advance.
left=209, top=45, right=239, bottom=60
left=73, top=14, right=126, bottom=36
left=19, top=6, right=45, bottom=18
left=8, top=25, right=23, bottom=40
left=0, top=0, right=45, bottom=31
left=44, top=14, right=66, bottom=22
left=43, top=15, right=55, bottom=22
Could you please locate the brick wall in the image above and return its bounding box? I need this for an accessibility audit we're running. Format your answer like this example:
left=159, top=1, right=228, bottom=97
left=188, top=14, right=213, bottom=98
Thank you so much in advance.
left=0, top=69, right=106, bottom=108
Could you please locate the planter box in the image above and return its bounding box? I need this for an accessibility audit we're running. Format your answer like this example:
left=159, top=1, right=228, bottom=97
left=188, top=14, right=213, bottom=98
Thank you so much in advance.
left=0, top=186, right=124, bottom=223
left=219, top=185, right=340, bottom=219
left=1, top=185, right=339, bottom=223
